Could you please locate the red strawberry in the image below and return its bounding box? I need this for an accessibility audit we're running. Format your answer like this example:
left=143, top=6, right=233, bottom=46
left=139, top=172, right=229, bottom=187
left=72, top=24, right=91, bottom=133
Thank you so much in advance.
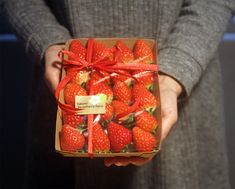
left=112, top=100, right=133, bottom=122
left=132, top=83, right=158, bottom=113
left=92, top=123, right=110, bottom=152
left=113, top=81, right=132, bottom=104
left=60, top=124, right=85, bottom=152
left=107, top=122, right=132, bottom=152
left=67, top=40, right=87, bottom=75
left=101, top=103, right=114, bottom=122
left=62, top=113, right=86, bottom=128
left=92, top=41, right=113, bottom=62
left=115, top=40, right=134, bottom=63
left=92, top=82, right=113, bottom=104
left=64, top=82, right=87, bottom=106
left=91, top=70, right=110, bottom=85
left=132, top=127, right=157, bottom=152
left=110, top=72, right=133, bottom=87
left=71, top=69, right=90, bottom=86
left=69, top=40, right=86, bottom=60
left=132, top=71, right=154, bottom=90
left=135, top=110, right=158, bottom=132
left=133, top=40, right=153, bottom=64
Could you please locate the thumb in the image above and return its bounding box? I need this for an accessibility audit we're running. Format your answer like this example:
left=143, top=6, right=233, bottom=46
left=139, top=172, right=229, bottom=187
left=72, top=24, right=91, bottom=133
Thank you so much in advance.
left=44, top=45, right=64, bottom=93
left=44, top=61, right=62, bottom=93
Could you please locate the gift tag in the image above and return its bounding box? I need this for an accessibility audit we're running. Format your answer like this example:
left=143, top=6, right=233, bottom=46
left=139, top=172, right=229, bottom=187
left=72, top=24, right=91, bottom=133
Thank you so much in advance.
left=75, top=94, right=107, bottom=115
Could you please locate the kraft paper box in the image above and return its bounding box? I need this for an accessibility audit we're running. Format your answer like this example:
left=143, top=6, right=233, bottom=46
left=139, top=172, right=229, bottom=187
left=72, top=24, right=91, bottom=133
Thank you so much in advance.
left=55, top=38, right=162, bottom=158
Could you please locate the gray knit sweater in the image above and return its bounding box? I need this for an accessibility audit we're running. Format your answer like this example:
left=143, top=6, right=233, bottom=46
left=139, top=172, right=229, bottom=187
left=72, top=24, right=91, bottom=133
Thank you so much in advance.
left=3, top=0, right=235, bottom=189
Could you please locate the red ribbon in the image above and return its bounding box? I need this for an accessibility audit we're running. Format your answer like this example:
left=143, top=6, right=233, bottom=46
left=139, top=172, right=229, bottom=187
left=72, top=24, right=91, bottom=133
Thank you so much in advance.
left=55, top=38, right=158, bottom=157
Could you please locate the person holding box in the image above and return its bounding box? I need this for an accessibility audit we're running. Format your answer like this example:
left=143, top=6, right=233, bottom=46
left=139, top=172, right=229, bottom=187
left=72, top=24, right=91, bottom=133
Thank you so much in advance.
left=3, top=0, right=235, bottom=188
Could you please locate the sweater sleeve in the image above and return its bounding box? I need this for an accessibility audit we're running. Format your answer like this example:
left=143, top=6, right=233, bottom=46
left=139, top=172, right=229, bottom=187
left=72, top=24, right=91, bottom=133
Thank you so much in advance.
left=158, top=0, right=235, bottom=96
left=3, top=0, right=72, bottom=64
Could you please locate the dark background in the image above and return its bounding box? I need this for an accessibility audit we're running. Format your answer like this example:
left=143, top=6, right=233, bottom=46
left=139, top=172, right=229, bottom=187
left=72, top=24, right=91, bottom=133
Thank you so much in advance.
left=0, top=9, right=235, bottom=189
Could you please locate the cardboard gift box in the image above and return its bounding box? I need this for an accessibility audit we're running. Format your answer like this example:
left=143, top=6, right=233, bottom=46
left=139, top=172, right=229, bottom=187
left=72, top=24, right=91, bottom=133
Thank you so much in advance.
left=55, top=38, right=161, bottom=158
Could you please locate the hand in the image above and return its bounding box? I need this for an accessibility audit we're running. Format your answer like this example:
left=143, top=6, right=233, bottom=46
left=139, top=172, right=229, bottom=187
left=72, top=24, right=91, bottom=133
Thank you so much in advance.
left=159, top=74, right=182, bottom=140
left=104, top=156, right=152, bottom=167
left=104, top=74, right=182, bottom=167
left=44, top=44, right=65, bottom=93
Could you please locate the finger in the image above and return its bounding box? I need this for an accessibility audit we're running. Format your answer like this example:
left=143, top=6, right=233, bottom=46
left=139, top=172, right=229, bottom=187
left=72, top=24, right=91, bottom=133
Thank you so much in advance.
left=130, top=157, right=152, bottom=166
left=113, top=157, right=131, bottom=166
left=160, top=89, right=178, bottom=141
left=44, top=72, right=60, bottom=93
left=44, top=45, right=64, bottom=93
left=104, top=157, right=132, bottom=167
left=52, top=60, right=62, bottom=69
left=161, top=107, right=177, bottom=141
left=104, top=157, right=153, bottom=167
left=44, top=61, right=62, bottom=93
left=104, top=157, right=117, bottom=167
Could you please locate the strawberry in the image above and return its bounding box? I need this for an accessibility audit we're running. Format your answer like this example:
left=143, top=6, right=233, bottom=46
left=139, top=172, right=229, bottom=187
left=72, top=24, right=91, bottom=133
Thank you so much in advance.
left=133, top=40, right=153, bottom=64
left=67, top=40, right=87, bottom=76
left=132, top=83, right=158, bottom=113
left=69, top=40, right=86, bottom=60
left=115, top=40, right=134, bottom=63
left=92, top=123, right=110, bottom=152
left=132, top=71, right=154, bottom=90
left=133, top=40, right=154, bottom=89
left=110, top=72, right=133, bottom=87
left=71, top=69, right=90, bottom=86
left=64, top=82, right=87, bottom=106
left=112, top=100, right=129, bottom=115
left=92, top=41, right=113, bottom=62
left=112, top=100, right=133, bottom=122
left=62, top=112, right=86, bottom=128
left=107, top=122, right=132, bottom=152
left=135, top=110, right=158, bottom=132
left=68, top=40, right=89, bottom=86
left=91, top=70, right=110, bottom=85
left=92, top=82, right=113, bottom=104
left=132, top=127, right=157, bottom=152
left=60, top=124, right=85, bottom=152
left=113, top=81, right=132, bottom=104
left=101, top=103, right=114, bottom=122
